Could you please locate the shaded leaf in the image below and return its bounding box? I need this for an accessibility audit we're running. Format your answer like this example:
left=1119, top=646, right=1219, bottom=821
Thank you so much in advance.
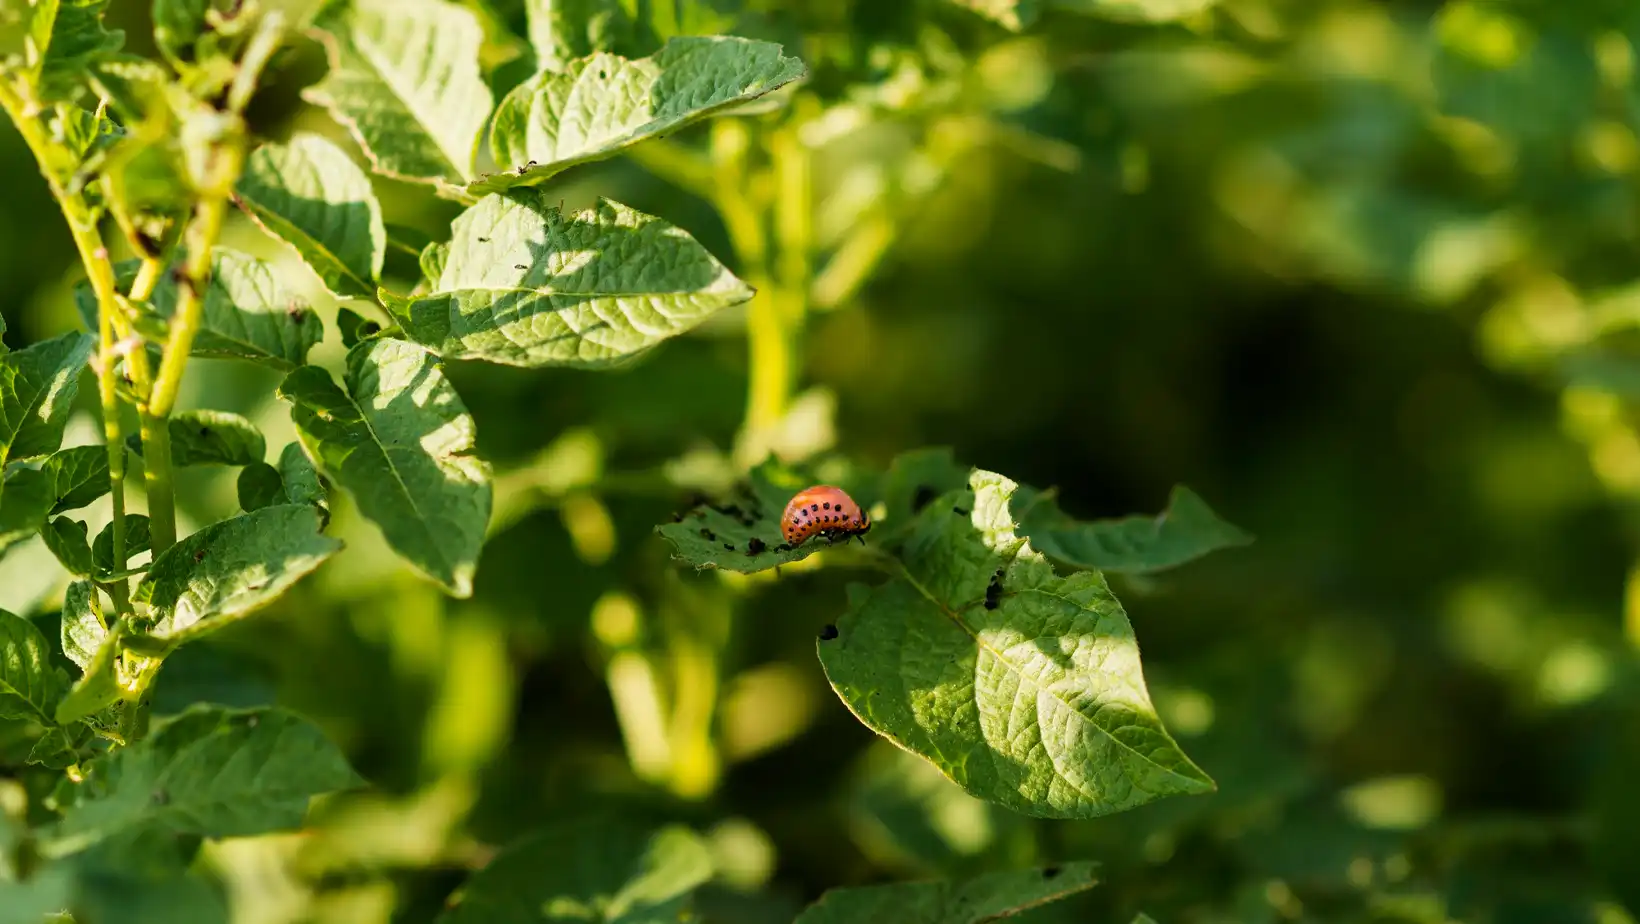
left=0, top=608, right=59, bottom=723
left=142, top=249, right=323, bottom=370
left=72, top=867, right=232, bottom=924
left=34, top=0, right=126, bottom=102
left=336, top=306, right=382, bottom=349
left=303, top=0, right=494, bottom=184
left=817, top=470, right=1215, bottom=819
left=792, top=863, right=1099, bottom=923
left=438, top=818, right=713, bottom=924
left=60, top=579, right=105, bottom=670
left=27, top=721, right=91, bottom=768
left=525, top=0, right=636, bottom=71
left=42, top=445, right=110, bottom=513
left=0, top=330, right=94, bottom=463
left=1013, top=485, right=1251, bottom=575
left=278, top=339, right=491, bottom=596
left=132, top=505, right=342, bottom=646
left=277, top=441, right=327, bottom=512
left=0, top=467, right=55, bottom=554
left=236, top=461, right=284, bottom=512
left=388, top=193, right=753, bottom=368
left=41, top=516, right=93, bottom=575
left=478, top=36, right=804, bottom=193
left=235, top=133, right=387, bottom=298
left=129, top=409, right=266, bottom=467
left=93, top=514, right=150, bottom=577
left=55, top=618, right=121, bottom=725
left=44, top=704, right=364, bottom=857
left=0, top=863, right=73, bottom=924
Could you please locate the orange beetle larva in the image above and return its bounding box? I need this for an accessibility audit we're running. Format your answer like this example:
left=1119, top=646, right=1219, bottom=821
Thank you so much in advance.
left=781, top=485, right=870, bottom=547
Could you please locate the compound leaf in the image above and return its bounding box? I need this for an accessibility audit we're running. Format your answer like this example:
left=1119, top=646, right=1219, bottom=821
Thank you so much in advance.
left=478, top=36, right=804, bottom=193
left=439, top=819, right=713, bottom=924
left=132, top=504, right=341, bottom=647
left=1013, top=485, right=1251, bottom=575
left=793, top=863, right=1099, bottom=924
left=303, top=0, right=493, bottom=184
left=278, top=339, right=490, bottom=597
left=817, top=470, right=1215, bottom=819
left=389, top=192, right=752, bottom=368
left=235, top=133, right=387, bottom=298
left=44, top=704, right=364, bottom=857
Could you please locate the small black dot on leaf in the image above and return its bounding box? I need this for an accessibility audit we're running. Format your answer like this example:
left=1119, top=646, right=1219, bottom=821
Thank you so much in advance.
left=477, top=236, right=489, bottom=242
left=1042, top=866, right=1061, bottom=879
left=723, top=543, right=735, bottom=551
left=819, top=624, right=838, bottom=641
left=746, top=538, right=766, bottom=555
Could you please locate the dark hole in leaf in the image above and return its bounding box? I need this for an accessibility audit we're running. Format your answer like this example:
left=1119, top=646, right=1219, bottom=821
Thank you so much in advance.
left=746, top=538, right=766, bottom=555
left=477, top=236, right=489, bottom=242
left=699, top=528, right=716, bottom=540
left=723, top=543, right=735, bottom=550
left=953, top=506, right=969, bottom=516
left=911, top=485, right=936, bottom=512
left=1042, top=866, right=1061, bottom=879
left=819, top=624, right=838, bottom=641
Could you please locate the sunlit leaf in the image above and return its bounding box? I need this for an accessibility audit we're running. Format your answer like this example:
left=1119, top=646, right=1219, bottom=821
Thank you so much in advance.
left=32, top=0, right=125, bottom=102
left=439, top=819, right=713, bottom=924
left=60, top=579, right=105, bottom=671
left=143, top=250, right=323, bottom=371
left=792, top=863, right=1099, bottom=923
left=132, top=504, right=342, bottom=647
left=235, top=133, right=387, bottom=298
left=279, top=339, right=490, bottom=596
left=55, top=595, right=120, bottom=726
left=387, top=192, right=753, bottom=367
left=304, top=0, right=494, bottom=184
left=817, top=470, right=1215, bottom=819
left=44, top=704, right=364, bottom=857
left=477, top=36, right=804, bottom=193
left=0, top=608, right=60, bottom=723
left=129, top=409, right=266, bottom=468
left=0, top=330, right=94, bottom=463
left=1013, top=485, right=1251, bottom=575
left=524, top=0, right=636, bottom=72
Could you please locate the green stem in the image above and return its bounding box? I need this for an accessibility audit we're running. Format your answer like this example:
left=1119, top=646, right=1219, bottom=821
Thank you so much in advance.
left=712, top=121, right=780, bottom=468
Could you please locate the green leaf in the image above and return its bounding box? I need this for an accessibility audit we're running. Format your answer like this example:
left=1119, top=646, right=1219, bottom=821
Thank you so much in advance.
left=28, top=721, right=91, bottom=768
left=303, top=0, right=494, bottom=184
left=438, top=819, right=713, bottom=924
left=1131, top=914, right=1159, bottom=924
left=34, top=0, right=126, bottom=102
left=41, top=516, right=93, bottom=575
left=524, top=0, right=636, bottom=72
left=56, top=601, right=120, bottom=726
left=278, top=339, right=491, bottom=596
left=945, top=0, right=1039, bottom=30
left=151, top=0, right=209, bottom=64
left=71, top=867, right=231, bottom=924
left=132, top=505, right=342, bottom=646
left=792, top=863, right=1099, bottom=924
left=0, top=862, right=72, bottom=924
left=60, top=579, right=105, bottom=671
left=235, top=133, right=387, bottom=298
left=277, top=442, right=327, bottom=512
left=478, top=36, right=804, bottom=193
left=1013, top=485, right=1251, bottom=575
left=0, top=467, right=55, bottom=554
left=44, top=704, right=364, bottom=857
left=388, top=193, right=753, bottom=368
left=142, top=249, right=323, bottom=371
left=817, top=470, right=1215, bottom=819
left=1047, top=0, right=1219, bottom=22
left=0, top=608, right=60, bottom=723
left=129, top=409, right=266, bottom=467
left=42, top=445, right=111, bottom=513
left=93, top=514, right=150, bottom=577
left=0, top=330, right=94, bottom=464
left=236, top=461, right=284, bottom=512
left=336, top=306, right=382, bottom=349
left=656, top=458, right=875, bottom=574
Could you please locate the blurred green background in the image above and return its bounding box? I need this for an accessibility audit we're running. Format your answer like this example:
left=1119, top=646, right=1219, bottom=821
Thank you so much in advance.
left=8, top=0, right=1640, bottom=922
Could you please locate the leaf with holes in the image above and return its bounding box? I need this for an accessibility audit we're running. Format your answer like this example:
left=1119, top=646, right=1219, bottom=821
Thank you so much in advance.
left=793, top=863, right=1099, bottom=924
left=235, top=133, right=387, bottom=298
left=132, top=504, right=341, bottom=647
left=0, top=330, right=94, bottom=464
left=817, top=470, right=1214, bottom=819
left=42, top=704, right=364, bottom=858
left=438, top=818, right=713, bottom=924
left=476, top=36, right=804, bottom=193
left=129, top=410, right=266, bottom=468
left=279, top=340, right=490, bottom=596
left=1013, top=485, right=1251, bottom=575
left=303, top=0, right=493, bottom=185
left=385, top=192, right=752, bottom=368
left=0, top=608, right=60, bottom=724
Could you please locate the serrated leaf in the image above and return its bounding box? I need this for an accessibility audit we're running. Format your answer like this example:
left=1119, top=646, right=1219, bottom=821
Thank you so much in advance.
left=93, top=514, right=150, bottom=577
left=656, top=458, right=875, bottom=573
left=525, top=0, right=636, bottom=72
left=277, top=442, right=327, bottom=511
left=438, top=819, right=713, bottom=924
left=0, top=466, right=55, bottom=554
left=0, top=330, right=94, bottom=464
left=793, top=863, right=1099, bottom=924
left=41, top=516, right=93, bottom=575
left=477, top=36, right=804, bottom=193
left=132, top=505, right=342, bottom=646
left=144, top=249, right=323, bottom=370
left=945, top=0, right=1039, bottom=30
left=42, top=445, right=110, bottom=513
left=236, top=461, right=284, bottom=511
left=235, top=133, right=387, bottom=298
left=129, top=409, right=266, bottom=467
left=1013, top=485, right=1251, bottom=575
left=817, top=470, right=1215, bottom=819
left=0, top=608, right=60, bottom=723
left=303, top=0, right=494, bottom=184
left=388, top=193, right=753, bottom=367
left=60, top=579, right=105, bottom=670
left=44, top=704, right=364, bottom=857
left=33, top=0, right=126, bottom=102
left=278, top=340, right=490, bottom=596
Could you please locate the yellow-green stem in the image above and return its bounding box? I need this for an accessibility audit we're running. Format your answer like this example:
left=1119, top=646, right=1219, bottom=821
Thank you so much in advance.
left=712, top=120, right=783, bottom=467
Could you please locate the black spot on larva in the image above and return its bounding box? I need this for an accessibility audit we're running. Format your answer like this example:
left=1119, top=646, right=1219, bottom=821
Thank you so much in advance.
left=953, top=506, right=969, bottom=517
left=723, top=543, right=735, bottom=551
left=911, top=485, right=935, bottom=512
left=811, top=504, right=819, bottom=512
left=746, top=538, right=766, bottom=555
left=1042, top=866, right=1061, bottom=879
left=818, top=624, right=838, bottom=641
left=823, top=502, right=831, bottom=510
left=699, top=528, right=716, bottom=540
